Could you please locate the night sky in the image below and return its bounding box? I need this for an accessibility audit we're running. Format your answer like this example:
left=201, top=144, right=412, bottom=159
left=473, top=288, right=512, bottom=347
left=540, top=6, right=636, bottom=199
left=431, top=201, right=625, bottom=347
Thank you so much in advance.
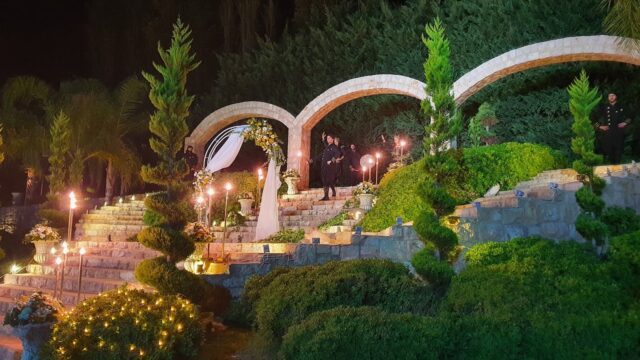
left=0, top=0, right=89, bottom=86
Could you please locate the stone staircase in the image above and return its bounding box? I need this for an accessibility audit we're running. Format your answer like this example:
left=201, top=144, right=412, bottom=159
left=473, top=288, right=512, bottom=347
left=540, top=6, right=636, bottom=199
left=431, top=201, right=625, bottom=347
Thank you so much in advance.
left=218, top=186, right=356, bottom=242
left=0, top=198, right=153, bottom=314
left=451, top=164, right=640, bottom=246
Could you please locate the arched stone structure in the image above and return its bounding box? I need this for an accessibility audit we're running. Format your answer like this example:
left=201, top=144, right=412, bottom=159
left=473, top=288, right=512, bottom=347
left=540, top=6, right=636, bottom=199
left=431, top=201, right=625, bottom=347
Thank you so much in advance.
left=292, top=75, right=427, bottom=188
left=453, top=35, right=640, bottom=103
left=185, top=101, right=296, bottom=168
left=190, top=35, right=640, bottom=189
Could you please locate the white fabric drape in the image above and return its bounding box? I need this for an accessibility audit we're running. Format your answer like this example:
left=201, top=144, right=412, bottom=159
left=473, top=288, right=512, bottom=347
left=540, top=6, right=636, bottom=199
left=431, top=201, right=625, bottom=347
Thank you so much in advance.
left=254, top=158, right=281, bottom=241
left=204, top=127, right=280, bottom=241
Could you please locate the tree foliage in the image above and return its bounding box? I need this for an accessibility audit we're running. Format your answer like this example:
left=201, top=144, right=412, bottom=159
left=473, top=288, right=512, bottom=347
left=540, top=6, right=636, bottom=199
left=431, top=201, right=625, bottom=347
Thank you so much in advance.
left=47, top=111, right=71, bottom=195
left=602, top=0, right=640, bottom=50
left=568, top=70, right=603, bottom=179
left=421, top=18, right=461, bottom=156
left=467, top=102, right=497, bottom=147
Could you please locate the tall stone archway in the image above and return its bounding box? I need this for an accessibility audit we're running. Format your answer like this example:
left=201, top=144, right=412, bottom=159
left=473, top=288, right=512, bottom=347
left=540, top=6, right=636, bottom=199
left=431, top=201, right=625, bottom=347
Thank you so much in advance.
left=185, top=101, right=295, bottom=168
left=190, top=36, right=640, bottom=189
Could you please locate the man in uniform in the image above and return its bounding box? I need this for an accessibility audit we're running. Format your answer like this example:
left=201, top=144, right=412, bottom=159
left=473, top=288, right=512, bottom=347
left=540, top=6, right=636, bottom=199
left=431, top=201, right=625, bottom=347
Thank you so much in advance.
left=345, top=143, right=361, bottom=185
left=596, top=93, right=631, bottom=164
left=320, top=133, right=342, bottom=200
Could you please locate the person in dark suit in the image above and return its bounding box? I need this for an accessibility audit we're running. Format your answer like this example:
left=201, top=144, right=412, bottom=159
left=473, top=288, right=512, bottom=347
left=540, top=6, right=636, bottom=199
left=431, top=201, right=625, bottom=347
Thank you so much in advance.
left=320, top=133, right=342, bottom=200
left=184, top=146, right=198, bottom=178
left=596, top=93, right=631, bottom=164
left=345, top=143, right=361, bottom=185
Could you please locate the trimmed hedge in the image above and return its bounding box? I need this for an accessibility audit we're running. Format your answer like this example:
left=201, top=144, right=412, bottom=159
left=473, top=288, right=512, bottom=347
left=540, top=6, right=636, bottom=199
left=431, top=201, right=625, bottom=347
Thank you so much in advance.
left=137, top=226, right=194, bottom=262
left=360, top=143, right=564, bottom=231
left=446, top=237, right=639, bottom=358
left=280, top=307, right=446, bottom=360
left=254, top=259, right=435, bottom=343
left=42, top=287, right=202, bottom=360
left=359, top=159, right=430, bottom=231
left=411, top=248, right=454, bottom=288
left=601, top=207, right=640, bottom=237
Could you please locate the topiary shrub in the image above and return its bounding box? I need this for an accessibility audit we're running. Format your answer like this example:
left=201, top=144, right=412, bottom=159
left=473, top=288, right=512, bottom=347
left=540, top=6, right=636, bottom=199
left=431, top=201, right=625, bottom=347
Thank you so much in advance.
left=413, top=212, right=458, bottom=257
left=254, top=259, right=434, bottom=345
left=575, top=213, right=609, bottom=246
left=143, top=209, right=166, bottom=226
left=600, top=207, right=640, bottom=237
left=575, top=187, right=605, bottom=216
left=419, top=180, right=457, bottom=217
left=134, top=257, right=230, bottom=314
left=279, top=306, right=446, bottom=360
left=411, top=248, right=454, bottom=288
left=137, top=227, right=194, bottom=262
left=41, top=287, right=202, bottom=360
left=144, top=192, right=196, bottom=228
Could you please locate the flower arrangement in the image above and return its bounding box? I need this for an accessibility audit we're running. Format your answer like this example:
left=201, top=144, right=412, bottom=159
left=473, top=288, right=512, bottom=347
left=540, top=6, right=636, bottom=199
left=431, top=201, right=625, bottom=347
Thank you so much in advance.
left=23, top=223, right=61, bottom=244
left=238, top=192, right=254, bottom=200
left=4, top=292, right=64, bottom=326
left=353, top=181, right=376, bottom=196
left=282, top=169, right=300, bottom=179
left=193, top=169, right=216, bottom=194
left=243, top=119, right=285, bottom=165
left=183, top=222, right=215, bottom=243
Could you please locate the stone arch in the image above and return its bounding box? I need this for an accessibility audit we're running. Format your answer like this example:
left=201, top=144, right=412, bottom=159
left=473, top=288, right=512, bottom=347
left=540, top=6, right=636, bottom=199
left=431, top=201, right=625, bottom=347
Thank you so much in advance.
left=453, top=35, right=640, bottom=104
left=185, top=101, right=296, bottom=167
left=292, top=75, right=426, bottom=188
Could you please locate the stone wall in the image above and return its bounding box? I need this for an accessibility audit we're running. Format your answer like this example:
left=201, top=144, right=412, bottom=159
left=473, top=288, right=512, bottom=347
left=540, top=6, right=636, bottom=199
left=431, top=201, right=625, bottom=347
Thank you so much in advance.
left=203, top=225, right=423, bottom=297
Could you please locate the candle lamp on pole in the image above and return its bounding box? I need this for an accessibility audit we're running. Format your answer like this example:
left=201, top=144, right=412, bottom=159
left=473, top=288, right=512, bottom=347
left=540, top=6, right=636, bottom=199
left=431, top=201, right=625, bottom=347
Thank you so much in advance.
left=67, top=192, right=77, bottom=243
left=367, top=157, right=374, bottom=182
left=257, top=168, right=264, bottom=204
left=222, top=182, right=233, bottom=261
left=375, top=152, right=381, bottom=184
left=361, top=165, right=366, bottom=183
left=60, top=242, right=69, bottom=300
left=54, top=256, right=62, bottom=300
left=399, top=139, right=407, bottom=164
left=196, top=194, right=205, bottom=223
left=77, top=247, right=86, bottom=301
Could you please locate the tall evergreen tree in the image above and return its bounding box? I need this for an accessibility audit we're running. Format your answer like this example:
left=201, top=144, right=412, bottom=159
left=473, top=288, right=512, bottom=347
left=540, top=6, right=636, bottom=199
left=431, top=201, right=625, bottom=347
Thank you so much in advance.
left=47, top=111, right=71, bottom=195
left=568, top=70, right=603, bottom=181
left=421, top=18, right=461, bottom=156
left=141, top=18, right=200, bottom=198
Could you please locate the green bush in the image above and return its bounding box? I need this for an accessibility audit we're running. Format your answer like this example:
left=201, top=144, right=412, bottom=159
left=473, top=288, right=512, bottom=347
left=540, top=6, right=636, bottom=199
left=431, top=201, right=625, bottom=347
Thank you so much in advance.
left=419, top=179, right=457, bottom=217
left=135, top=257, right=230, bottom=314
left=609, top=230, right=640, bottom=294
left=575, top=213, right=609, bottom=245
left=143, top=209, right=166, bottom=226
left=264, top=229, right=304, bottom=243
left=462, top=142, right=564, bottom=195
left=360, top=159, right=430, bottom=231
left=601, top=207, right=640, bottom=237
left=145, top=193, right=196, bottom=228
left=575, top=187, right=605, bottom=216
left=41, top=287, right=202, bottom=360
left=411, top=248, right=454, bottom=287
left=137, top=226, right=194, bottom=262
left=280, top=307, right=447, bottom=360
left=318, top=211, right=349, bottom=230
left=254, top=259, right=434, bottom=344
left=413, top=212, right=458, bottom=256
left=444, top=237, right=638, bottom=358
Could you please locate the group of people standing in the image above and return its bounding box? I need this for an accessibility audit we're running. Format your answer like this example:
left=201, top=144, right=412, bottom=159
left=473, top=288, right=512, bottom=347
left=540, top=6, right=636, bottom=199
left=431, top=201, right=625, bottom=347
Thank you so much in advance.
left=318, top=132, right=361, bottom=201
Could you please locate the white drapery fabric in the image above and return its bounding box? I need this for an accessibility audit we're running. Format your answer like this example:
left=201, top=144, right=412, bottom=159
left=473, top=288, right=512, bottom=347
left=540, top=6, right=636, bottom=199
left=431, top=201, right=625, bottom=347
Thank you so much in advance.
left=204, top=126, right=280, bottom=241
left=254, top=159, right=281, bottom=241
left=205, top=128, right=246, bottom=173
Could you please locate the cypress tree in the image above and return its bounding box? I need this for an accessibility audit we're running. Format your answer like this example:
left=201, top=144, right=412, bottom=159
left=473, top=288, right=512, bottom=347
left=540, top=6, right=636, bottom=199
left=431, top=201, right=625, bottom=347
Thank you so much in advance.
left=421, top=18, right=461, bottom=156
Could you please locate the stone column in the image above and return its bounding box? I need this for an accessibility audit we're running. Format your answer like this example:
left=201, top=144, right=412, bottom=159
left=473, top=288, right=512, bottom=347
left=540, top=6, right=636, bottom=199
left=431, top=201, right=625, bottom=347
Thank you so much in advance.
left=287, top=125, right=310, bottom=189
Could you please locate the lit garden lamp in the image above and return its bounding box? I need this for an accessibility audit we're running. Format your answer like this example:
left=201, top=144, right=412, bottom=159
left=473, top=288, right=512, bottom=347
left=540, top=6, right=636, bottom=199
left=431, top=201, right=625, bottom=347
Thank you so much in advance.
left=206, top=187, right=215, bottom=227
left=77, top=247, right=86, bottom=301
left=10, top=264, right=20, bottom=274
left=59, top=242, right=69, bottom=300
left=399, top=139, right=407, bottom=163
left=54, top=256, right=62, bottom=299
left=362, top=165, right=367, bottom=183
left=222, top=182, right=233, bottom=261
left=375, top=152, right=381, bottom=184
left=196, top=194, right=205, bottom=223
left=367, top=157, right=374, bottom=182
left=68, top=191, right=77, bottom=243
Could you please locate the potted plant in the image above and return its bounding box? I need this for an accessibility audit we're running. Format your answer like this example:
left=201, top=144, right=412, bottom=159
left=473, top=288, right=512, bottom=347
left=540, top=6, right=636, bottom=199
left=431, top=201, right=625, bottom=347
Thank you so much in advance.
left=24, top=223, right=61, bottom=265
left=4, top=292, right=64, bottom=360
left=353, top=182, right=376, bottom=211
left=182, top=223, right=214, bottom=273
left=282, top=169, right=301, bottom=195
left=237, top=192, right=254, bottom=216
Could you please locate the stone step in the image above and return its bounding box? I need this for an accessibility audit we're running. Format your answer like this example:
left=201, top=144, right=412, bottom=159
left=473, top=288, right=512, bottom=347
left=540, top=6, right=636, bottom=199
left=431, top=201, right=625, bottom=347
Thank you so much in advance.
left=26, top=264, right=136, bottom=282
left=79, top=218, right=144, bottom=225
left=75, top=235, right=135, bottom=242
left=75, top=240, right=150, bottom=251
